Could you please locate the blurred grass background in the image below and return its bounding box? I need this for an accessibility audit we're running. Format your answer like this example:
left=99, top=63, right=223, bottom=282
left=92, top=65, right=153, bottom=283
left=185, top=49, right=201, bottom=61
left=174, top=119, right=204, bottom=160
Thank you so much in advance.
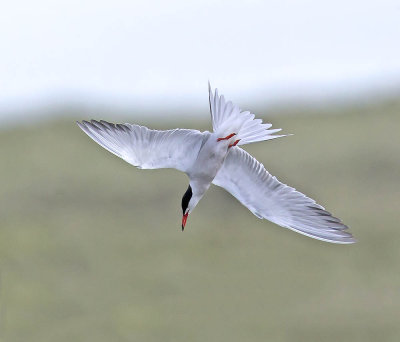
left=0, top=100, right=399, bottom=342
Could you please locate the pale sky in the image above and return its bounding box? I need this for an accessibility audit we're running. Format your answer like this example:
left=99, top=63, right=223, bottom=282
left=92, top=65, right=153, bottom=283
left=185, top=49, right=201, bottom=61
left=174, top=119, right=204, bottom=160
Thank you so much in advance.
left=1, top=0, right=399, bottom=123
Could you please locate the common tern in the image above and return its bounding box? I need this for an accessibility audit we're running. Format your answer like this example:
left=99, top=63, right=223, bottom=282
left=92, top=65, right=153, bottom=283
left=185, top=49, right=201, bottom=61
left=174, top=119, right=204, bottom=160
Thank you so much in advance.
left=77, top=84, right=355, bottom=244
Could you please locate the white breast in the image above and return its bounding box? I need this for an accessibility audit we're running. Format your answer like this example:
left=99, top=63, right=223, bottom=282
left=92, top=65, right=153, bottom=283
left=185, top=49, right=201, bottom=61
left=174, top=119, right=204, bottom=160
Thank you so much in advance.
left=187, top=133, right=230, bottom=183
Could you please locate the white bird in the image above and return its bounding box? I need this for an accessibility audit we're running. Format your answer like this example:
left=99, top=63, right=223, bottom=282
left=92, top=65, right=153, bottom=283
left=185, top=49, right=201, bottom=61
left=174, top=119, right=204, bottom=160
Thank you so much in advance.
left=77, top=84, right=355, bottom=244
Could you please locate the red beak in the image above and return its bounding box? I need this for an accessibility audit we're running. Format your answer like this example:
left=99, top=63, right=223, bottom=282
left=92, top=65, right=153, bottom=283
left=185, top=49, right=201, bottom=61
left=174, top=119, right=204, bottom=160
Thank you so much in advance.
left=182, top=213, right=189, bottom=231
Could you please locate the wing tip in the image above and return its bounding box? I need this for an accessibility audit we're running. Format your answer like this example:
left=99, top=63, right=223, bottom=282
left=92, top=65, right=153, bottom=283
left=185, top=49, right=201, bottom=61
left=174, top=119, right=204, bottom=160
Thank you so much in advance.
left=286, top=225, right=357, bottom=244
left=77, top=120, right=91, bottom=133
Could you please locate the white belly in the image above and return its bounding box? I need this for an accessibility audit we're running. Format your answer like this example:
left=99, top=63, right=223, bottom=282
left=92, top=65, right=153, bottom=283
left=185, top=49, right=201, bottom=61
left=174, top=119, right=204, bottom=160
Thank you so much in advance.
left=187, top=133, right=231, bottom=183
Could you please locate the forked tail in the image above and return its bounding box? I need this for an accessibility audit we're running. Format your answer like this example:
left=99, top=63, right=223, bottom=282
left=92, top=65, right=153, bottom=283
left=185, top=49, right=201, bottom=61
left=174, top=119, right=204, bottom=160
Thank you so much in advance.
left=208, top=83, right=288, bottom=145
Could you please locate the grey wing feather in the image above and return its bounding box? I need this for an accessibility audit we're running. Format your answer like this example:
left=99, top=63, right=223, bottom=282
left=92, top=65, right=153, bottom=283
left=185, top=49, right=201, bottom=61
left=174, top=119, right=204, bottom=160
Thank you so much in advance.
left=213, top=147, right=355, bottom=244
left=77, top=120, right=205, bottom=172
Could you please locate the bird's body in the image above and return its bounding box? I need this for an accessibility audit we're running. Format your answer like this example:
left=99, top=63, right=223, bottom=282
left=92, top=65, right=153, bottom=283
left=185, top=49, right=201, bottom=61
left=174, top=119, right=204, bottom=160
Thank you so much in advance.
left=188, top=132, right=224, bottom=184
left=187, top=132, right=231, bottom=196
left=77, top=84, right=355, bottom=244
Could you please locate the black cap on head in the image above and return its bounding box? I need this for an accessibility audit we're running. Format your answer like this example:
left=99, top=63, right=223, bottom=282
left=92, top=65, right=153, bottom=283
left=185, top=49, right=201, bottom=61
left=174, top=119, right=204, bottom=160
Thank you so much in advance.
left=181, top=185, right=192, bottom=214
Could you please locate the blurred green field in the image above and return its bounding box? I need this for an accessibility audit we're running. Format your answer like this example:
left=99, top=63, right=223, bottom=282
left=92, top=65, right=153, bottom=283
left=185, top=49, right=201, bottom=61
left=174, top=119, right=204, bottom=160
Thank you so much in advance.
left=0, top=101, right=399, bottom=342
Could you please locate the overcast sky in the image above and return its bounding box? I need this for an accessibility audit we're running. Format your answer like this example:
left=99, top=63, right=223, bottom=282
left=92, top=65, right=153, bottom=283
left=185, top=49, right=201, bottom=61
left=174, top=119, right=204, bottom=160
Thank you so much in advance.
left=1, top=0, right=399, bottom=122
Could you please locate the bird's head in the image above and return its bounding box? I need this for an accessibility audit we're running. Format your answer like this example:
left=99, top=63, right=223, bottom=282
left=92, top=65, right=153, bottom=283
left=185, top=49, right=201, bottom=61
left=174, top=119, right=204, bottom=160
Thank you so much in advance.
left=181, top=185, right=193, bottom=231
left=181, top=184, right=203, bottom=231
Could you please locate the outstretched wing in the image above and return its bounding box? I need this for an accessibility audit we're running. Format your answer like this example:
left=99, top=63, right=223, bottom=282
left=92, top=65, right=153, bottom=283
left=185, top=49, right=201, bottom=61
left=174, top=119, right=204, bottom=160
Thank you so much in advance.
left=77, top=120, right=206, bottom=172
left=213, top=147, right=355, bottom=244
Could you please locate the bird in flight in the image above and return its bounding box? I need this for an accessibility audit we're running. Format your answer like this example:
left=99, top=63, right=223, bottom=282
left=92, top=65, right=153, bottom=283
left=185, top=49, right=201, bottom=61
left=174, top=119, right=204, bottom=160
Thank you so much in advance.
left=77, top=83, right=355, bottom=244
